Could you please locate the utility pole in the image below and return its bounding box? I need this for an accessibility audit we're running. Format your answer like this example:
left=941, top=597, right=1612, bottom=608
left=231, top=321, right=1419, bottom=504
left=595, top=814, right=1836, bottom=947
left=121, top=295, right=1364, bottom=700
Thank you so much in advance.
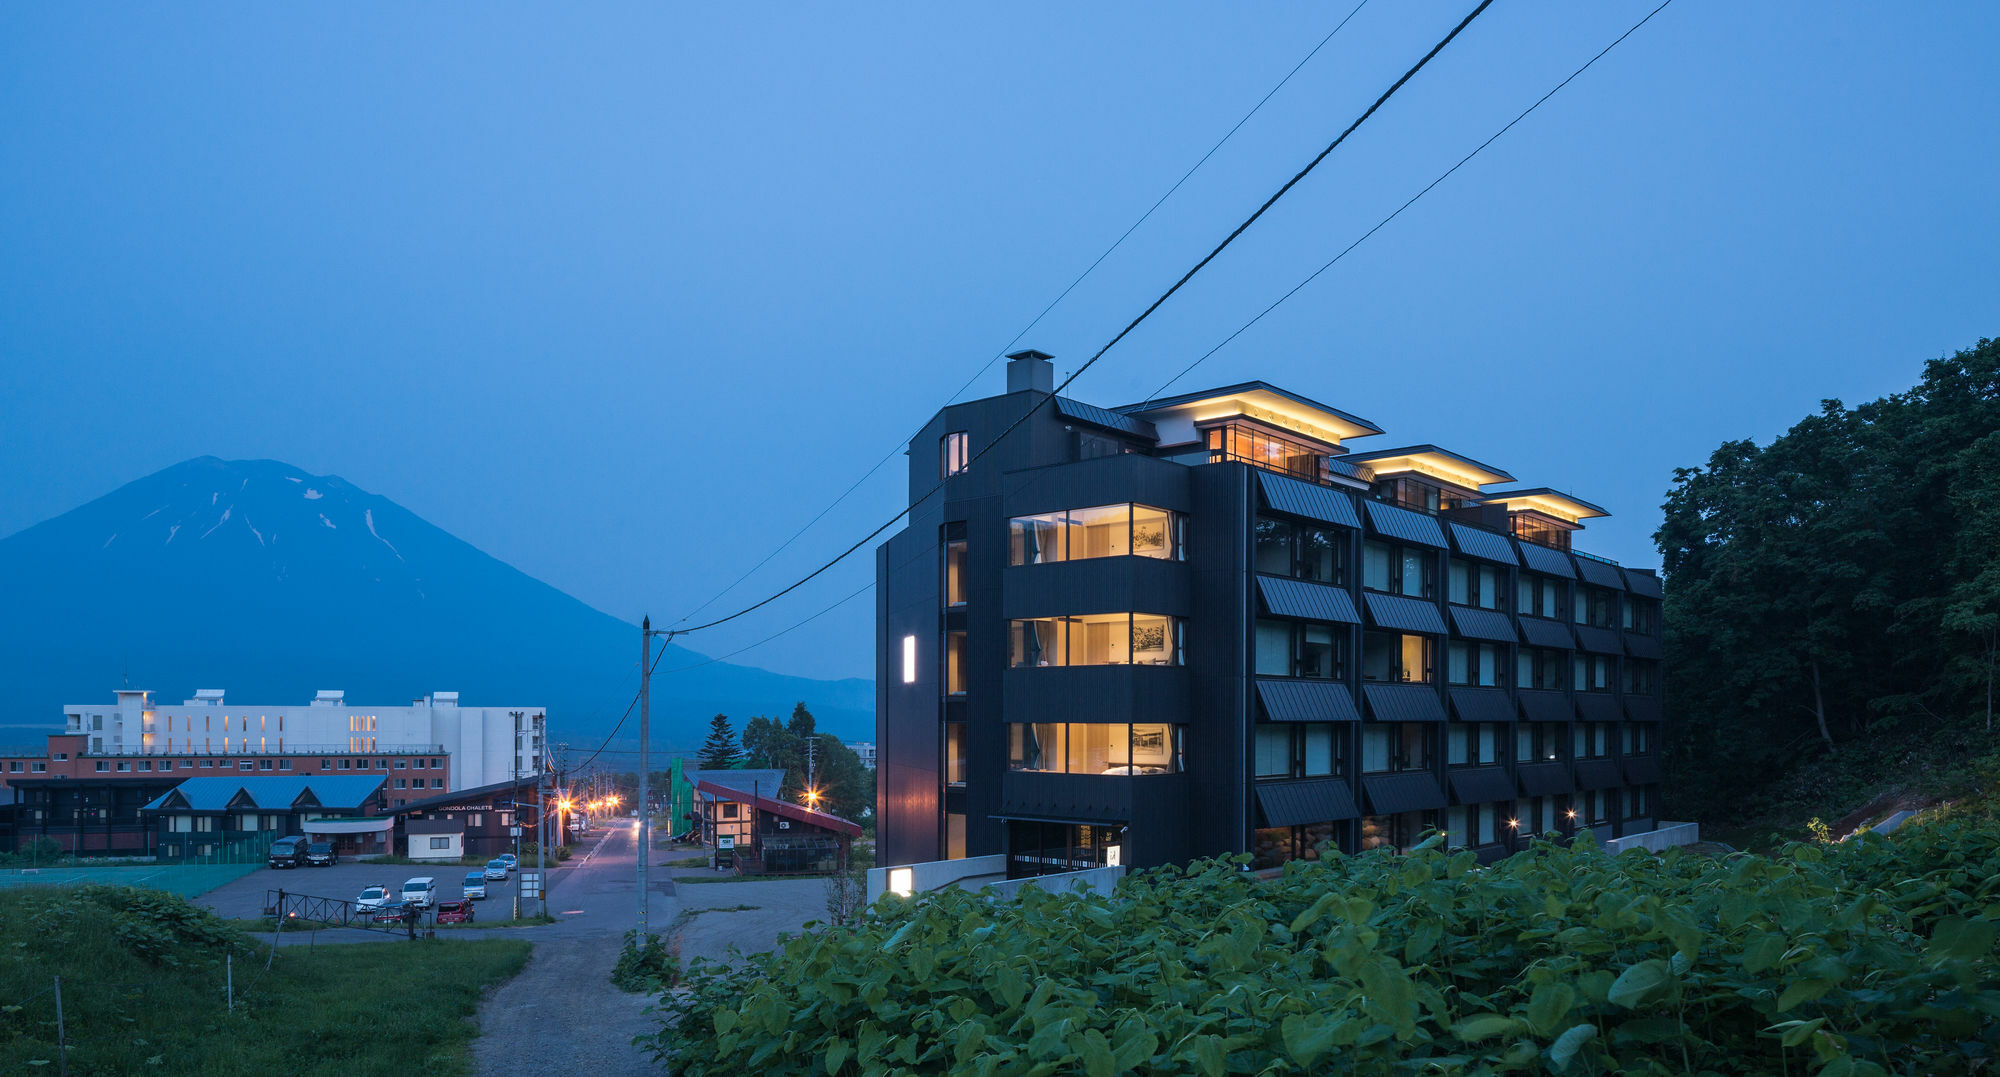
left=638, top=616, right=652, bottom=938
left=535, top=716, right=548, bottom=920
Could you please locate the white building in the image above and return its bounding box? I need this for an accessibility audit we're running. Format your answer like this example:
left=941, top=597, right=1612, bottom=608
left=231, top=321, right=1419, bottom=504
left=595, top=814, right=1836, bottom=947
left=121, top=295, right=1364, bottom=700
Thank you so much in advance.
left=846, top=741, right=876, bottom=770
left=62, top=689, right=544, bottom=791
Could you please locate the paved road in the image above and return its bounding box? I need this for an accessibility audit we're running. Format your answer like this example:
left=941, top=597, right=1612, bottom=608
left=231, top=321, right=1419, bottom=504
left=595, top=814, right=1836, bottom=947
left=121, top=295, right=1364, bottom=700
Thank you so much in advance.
left=470, top=823, right=676, bottom=1077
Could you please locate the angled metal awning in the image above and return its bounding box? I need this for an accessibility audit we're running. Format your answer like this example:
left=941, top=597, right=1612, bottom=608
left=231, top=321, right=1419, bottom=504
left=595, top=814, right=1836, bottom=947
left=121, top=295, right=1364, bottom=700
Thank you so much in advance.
left=1448, top=767, right=1516, bottom=805
left=1515, top=541, right=1576, bottom=579
left=1576, top=693, right=1622, bottom=724
left=1364, top=592, right=1447, bottom=636
left=1575, top=759, right=1622, bottom=790
left=1624, top=634, right=1663, bottom=660
left=1448, top=606, right=1516, bottom=643
left=1517, top=690, right=1572, bottom=725
left=1447, top=522, right=1519, bottom=565
left=1256, top=678, right=1360, bottom=723
left=1054, top=396, right=1158, bottom=441
left=1625, top=696, right=1663, bottom=724
left=1257, top=576, right=1360, bottom=625
left=1363, top=683, right=1448, bottom=723
left=1516, top=762, right=1572, bottom=798
left=1447, top=687, right=1514, bottom=724
left=1576, top=558, right=1627, bottom=590
left=1255, top=779, right=1360, bottom=827
left=1257, top=470, right=1361, bottom=530
left=1364, top=500, right=1448, bottom=549
left=1573, top=625, right=1623, bottom=655
left=1518, top=618, right=1576, bottom=651
left=1362, top=772, right=1447, bottom=815
left=1622, top=570, right=1665, bottom=599
left=1622, top=755, right=1663, bottom=785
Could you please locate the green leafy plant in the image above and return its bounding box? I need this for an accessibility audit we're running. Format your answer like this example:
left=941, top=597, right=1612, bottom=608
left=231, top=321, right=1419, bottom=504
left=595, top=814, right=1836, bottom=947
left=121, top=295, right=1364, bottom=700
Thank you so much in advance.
left=612, top=930, right=679, bottom=993
left=647, top=820, right=2000, bottom=1074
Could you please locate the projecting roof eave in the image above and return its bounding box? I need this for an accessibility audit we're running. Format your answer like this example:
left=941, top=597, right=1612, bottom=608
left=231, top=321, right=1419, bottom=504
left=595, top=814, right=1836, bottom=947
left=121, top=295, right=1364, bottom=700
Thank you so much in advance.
left=1474, top=487, right=1612, bottom=521
left=1115, top=382, right=1383, bottom=443
left=694, top=779, right=863, bottom=837
left=1342, top=444, right=1516, bottom=489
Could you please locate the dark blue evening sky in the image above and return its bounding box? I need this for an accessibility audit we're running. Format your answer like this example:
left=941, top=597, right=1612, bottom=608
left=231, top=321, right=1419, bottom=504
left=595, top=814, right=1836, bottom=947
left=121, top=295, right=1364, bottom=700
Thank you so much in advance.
left=3, top=4, right=1996, bottom=682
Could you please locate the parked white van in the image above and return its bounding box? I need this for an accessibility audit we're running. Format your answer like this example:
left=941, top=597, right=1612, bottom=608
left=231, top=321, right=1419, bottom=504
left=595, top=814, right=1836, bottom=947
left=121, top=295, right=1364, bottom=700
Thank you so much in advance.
left=400, top=876, right=438, bottom=909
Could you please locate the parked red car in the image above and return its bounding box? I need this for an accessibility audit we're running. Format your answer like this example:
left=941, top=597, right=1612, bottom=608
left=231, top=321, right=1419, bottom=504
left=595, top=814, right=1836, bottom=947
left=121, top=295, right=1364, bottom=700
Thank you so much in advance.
left=435, top=900, right=475, bottom=925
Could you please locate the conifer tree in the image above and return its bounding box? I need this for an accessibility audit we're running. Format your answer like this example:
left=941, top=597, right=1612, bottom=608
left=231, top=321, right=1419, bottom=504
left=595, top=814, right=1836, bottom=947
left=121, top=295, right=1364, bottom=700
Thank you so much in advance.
left=698, top=713, right=740, bottom=770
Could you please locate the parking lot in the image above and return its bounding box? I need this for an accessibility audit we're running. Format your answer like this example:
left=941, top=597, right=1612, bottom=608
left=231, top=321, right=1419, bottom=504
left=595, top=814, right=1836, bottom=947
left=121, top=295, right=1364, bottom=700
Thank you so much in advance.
left=197, top=857, right=542, bottom=923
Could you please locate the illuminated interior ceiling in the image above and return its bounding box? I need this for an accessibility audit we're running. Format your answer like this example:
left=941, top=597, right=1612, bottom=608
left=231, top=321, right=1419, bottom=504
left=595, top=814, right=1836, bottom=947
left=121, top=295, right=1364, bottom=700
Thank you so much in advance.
left=1119, top=382, right=1382, bottom=449
left=1342, top=444, right=1515, bottom=492
left=1473, top=487, right=1611, bottom=525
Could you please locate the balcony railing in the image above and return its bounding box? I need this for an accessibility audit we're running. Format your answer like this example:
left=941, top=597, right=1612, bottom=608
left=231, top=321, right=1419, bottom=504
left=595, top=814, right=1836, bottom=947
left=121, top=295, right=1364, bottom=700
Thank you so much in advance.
left=81, top=744, right=447, bottom=758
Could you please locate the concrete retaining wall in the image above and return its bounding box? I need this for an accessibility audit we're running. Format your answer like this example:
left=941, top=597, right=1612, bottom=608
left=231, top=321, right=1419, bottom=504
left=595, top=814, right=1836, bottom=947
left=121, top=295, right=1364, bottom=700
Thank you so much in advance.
left=866, top=855, right=1124, bottom=904
left=1602, top=820, right=1700, bottom=855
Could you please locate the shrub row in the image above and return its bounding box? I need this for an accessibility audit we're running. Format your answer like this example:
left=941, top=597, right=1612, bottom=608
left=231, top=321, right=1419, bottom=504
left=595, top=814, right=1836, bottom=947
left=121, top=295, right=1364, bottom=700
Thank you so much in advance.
left=649, top=816, right=2000, bottom=1075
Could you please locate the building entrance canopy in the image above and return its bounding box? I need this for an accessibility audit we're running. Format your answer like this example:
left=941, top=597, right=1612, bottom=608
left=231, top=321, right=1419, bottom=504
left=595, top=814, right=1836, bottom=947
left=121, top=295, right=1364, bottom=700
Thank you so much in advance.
left=300, top=817, right=394, bottom=835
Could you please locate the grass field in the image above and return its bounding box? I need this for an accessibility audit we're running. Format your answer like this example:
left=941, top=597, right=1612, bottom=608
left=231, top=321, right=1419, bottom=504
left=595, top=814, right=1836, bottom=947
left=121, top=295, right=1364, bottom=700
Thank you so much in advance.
left=0, top=861, right=260, bottom=897
left=1, top=885, right=529, bottom=1076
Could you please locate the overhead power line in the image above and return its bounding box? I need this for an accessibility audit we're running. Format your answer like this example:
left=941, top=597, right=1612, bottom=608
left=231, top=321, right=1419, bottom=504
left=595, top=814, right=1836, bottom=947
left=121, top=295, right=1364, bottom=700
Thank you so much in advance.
left=670, top=0, right=1495, bottom=638
left=668, top=0, right=1374, bottom=630
left=626, top=0, right=1674, bottom=689
left=1141, top=0, right=1678, bottom=407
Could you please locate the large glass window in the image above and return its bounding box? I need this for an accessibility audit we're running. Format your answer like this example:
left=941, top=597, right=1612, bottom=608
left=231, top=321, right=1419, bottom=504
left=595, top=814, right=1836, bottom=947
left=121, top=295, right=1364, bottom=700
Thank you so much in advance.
left=1254, top=517, right=1346, bottom=584
left=1625, top=784, right=1654, bottom=818
left=1622, top=723, right=1657, bottom=755
left=1361, top=631, right=1436, bottom=684
left=1510, top=514, right=1571, bottom=551
left=1007, top=722, right=1183, bottom=775
left=945, top=723, right=967, bottom=785
left=1517, top=647, right=1567, bottom=691
left=1251, top=821, right=1341, bottom=869
left=1517, top=575, right=1564, bottom=620
left=1447, top=559, right=1506, bottom=611
left=1254, top=722, right=1343, bottom=780
left=1360, top=810, right=1435, bottom=853
left=1574, top=723, right=1613, bottom=760
left=1205, top=423, right=1324, bottom=480
left=1515, top=723, right=1566, bottom=764
left=1623, top=659, right=1658, bottom=696
left=941, top=431, right=970, bottom=476
left=1254, top=619, right=1347, bottom=679
left=1575, top=587, right=1615, bottom=628
left=1362, top=541, right=1435, bottom=598
left=1623, top=598, right=1659, bottom=635
left=1445, top=803, right=1502, bottom=848
left=943, top=539, right=968, bottom=607
left=944, top=631, right=967, bottom=695
left=1008, top=614, right=1182, bottom=667
left=1517, top=795, right=1563, bottom=837
left=1360, top=723, right=1432, bottom=773
left=1573, top=654, right=1613, bottom=693
left=1446, top=641, right=1507, bottom=687
left=1446, top=723, right=1505, bottom=766
left=1008, top=504, right=1183, bottom=565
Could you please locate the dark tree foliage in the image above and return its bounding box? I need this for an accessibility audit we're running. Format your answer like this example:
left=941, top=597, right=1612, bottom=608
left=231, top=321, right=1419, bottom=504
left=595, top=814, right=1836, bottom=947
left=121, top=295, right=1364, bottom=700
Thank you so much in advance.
left=697, top=713, right=740, bottom=771
left=1659, top=339, right=2000, bottom=820
left=735, top=702, right=873, bottom=821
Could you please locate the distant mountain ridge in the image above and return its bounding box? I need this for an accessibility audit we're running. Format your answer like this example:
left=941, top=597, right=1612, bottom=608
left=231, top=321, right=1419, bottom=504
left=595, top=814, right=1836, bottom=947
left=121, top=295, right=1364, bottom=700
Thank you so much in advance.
left=0, top=457, right=873, bottom=744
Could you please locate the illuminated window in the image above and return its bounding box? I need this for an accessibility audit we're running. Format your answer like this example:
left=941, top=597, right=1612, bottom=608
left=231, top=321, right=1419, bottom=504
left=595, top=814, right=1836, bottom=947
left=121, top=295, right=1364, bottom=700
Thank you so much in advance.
left=1204, top=423, right=1324, bottom=480
left=944, top=632, right=967, bottom=695
left=941, top=432, right=970, bottom=476
left=1008, top=614, right=1181, bottom=667
left=1361, top=631, right=1436, bottom=684
left=1007, top=722, right=1183, bottom=775
left=1008, top=504, right=1182, bottom=565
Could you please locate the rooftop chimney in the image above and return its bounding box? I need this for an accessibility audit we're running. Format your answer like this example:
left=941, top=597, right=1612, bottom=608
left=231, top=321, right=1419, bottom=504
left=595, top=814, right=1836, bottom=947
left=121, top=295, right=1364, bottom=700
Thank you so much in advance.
left=1006, top=349, right=1055, bottom=394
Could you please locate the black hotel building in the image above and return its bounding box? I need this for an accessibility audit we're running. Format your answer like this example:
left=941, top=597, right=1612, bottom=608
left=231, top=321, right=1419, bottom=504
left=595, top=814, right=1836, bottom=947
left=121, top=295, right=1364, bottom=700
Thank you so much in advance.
left=876, top=351, right=1666, bottom=876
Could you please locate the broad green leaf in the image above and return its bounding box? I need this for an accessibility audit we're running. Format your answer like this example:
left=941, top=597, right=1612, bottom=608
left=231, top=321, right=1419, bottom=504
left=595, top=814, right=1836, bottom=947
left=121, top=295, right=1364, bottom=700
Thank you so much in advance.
left=823, top=1039, right=854, bottom=1075
left=1525, top=981, right=1575, bottom=1036
left=1451, top=1013, right=1519, bottom=1042
left=1281, top=1014, right=1338, bottom=1068
left=1775, top=978, right=1832, bottom=1013
left=1607, top=960, right=1672, bottom=1009
left=1548, top=1024, right=1597, bottom=1072
left=1290, top=892, right=1340, bottom=935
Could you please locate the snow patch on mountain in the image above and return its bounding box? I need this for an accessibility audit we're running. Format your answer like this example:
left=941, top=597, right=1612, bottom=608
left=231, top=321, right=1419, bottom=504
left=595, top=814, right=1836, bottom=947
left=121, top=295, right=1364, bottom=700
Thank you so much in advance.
left=166, top=524, right=180, bottom=543
left=199, top=507, right=233, bottom=540
left=319, top=514, right=336, bottom=529
left=102, top=533, right=116, bottom=549
left=304, top=489, right=323, bottom=500
left=364, top=509, right=405, bottom=563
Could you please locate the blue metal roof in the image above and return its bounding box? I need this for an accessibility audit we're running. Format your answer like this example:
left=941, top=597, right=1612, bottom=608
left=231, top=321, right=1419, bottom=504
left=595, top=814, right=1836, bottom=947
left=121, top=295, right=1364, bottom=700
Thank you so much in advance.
left=1515, top=540, right=1576, bottom=579
left=1518, top=617, right=1576, bottom=651
left=1255, top=678, right=1360, bottom=723
left=1447, top=605, right=1517, bottom=643
left=1362, top=683, right=1448, bottom=723
left=1447, top=522, right=1519, bottom=565
left=1256, top=779, right=1359, bottom=827
left=1364, top=592, right=1448, bottom=636
left=141, top=774, right=386, bottom=813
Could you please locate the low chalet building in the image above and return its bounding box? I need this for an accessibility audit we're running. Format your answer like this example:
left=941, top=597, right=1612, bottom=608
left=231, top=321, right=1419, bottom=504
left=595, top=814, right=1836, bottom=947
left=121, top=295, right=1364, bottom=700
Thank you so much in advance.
left=388, top=776, right=545, bottom=860
left=690, top=772, right=861, bottom=875
left=141, top=775, right=390, bottom=858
